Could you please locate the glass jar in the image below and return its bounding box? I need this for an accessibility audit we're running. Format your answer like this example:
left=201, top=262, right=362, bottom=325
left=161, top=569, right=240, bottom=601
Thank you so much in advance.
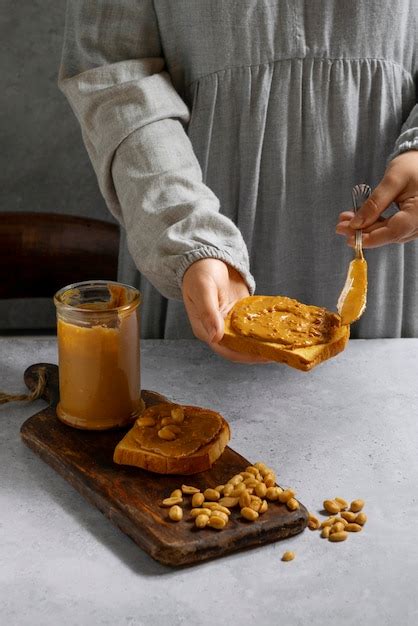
left=54, top=281, right=144, bottom=430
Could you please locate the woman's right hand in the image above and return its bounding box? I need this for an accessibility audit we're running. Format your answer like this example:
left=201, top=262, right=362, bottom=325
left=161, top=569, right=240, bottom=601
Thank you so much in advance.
left=182, top=258, right=270, bottom=363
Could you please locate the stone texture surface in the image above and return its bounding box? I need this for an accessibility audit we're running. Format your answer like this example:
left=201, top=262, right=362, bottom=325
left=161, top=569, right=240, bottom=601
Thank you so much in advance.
left=1, top=337, right=418, bottom=625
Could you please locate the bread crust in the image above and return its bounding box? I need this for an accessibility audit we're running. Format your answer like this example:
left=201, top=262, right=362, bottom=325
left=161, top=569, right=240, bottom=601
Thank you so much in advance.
left=221, top=301, right=350, bottom=371
left=114, top=406, right=230, bottom=474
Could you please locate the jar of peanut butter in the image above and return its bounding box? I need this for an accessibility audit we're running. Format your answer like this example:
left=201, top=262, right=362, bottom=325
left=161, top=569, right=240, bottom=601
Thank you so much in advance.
left=54, top=281, right=144, bottom=430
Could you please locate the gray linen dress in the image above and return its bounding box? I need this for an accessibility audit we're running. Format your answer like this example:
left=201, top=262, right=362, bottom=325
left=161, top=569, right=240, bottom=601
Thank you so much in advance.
left=59, top=1, right=418, bottom=339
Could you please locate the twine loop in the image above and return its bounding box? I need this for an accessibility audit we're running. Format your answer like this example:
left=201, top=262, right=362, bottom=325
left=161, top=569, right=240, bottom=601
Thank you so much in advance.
left=0, top=367, right=47, bottom=405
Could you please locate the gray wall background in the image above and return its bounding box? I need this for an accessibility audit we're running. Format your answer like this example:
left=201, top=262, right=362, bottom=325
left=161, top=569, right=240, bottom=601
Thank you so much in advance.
left=0, top=0, right=117, bottom=329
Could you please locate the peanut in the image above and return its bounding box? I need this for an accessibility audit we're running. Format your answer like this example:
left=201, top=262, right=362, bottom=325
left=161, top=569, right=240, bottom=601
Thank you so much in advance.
left=338, top=517, right=348, bottom=527
left=345, top=523, right=362, bottom=532
left=195, top=514, right=209, bottom=528
left=203, top=503, right=231, bottom=515
left=240, top=472, right=255, bottom=480
left=279, top=489, right=296, bottom=504
left=328, top=531, right=348, bottom=542
left=266, top=487, right=282, bottom=501
left=190, top=507, right=212, bottom=518
left=255, top=483, right=267, bottom=498
left=355, top=512, right=367, bottom=526
left=340, top=511, right=357, bottom=522
left=350, top=499, right=365, bottom=513
left=170, top=406, right=185, bottom=423
left=320, top=517, right=338, bottom=528
left=330, top=522, right=345, bottom=534
left=218, top=496, right=239, bottom=508
left=286, top=498, right=299, bottom=511
left=230, top=483, right=247, bottom=497
left=192, top=493, right=205, bottom=508
left=227, top=474, right=244, bottom=486
left=321, top=526, right=331, bottom=538
left=161, top=416, right=175, bottom=427
left=335, top=497, right=349, bottom=510
left=264, top=473, right=276, bottom=487
left=259, top=500, right=268, bottom=514
left=281, top=551, right=295, bottom=562
left=249, top=498, right=262, bottom=512
left=166, top=424, right=182, bottom=435
left=158, top=427, right=176, bottom=441
left=323, top=500, right=341, bottom=514
left=241, top=507, right=259, bottom=521
left=137, top=416, right=156, bottom=427
left=170, top=489, right=182, bottom=499
left=204, top=488, right=220, bottom=501
left=245, top=466, right=259, bottom=477
left=181, top=484, right=200, bottom=495
left=254, top=462, right=268, bottom=473
left=208, top=515, right=226, bottom=530
left=168, top=505, right=183, bottom=521
left=162, top=496, right=183, bottom=507
left=243, top=478, right=259, bottom=489
left=223, top=484, right=234, bottom=496
left=215, top=485, right=225, bottom=494
left=210, top=510, right=228, bottom=523
left=307, top=514, right=320, bottom=530
left=239, top=491, right=251, bottom=508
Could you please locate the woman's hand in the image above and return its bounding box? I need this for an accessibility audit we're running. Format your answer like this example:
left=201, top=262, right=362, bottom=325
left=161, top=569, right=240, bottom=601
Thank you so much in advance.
left=182, top=258, right=269, bottom=362
left=336, top=151, right=418, bottom=247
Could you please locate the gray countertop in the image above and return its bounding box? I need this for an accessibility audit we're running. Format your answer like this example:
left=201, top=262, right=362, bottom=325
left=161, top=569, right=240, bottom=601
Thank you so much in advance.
left=1, top=337, right=417, bottom=626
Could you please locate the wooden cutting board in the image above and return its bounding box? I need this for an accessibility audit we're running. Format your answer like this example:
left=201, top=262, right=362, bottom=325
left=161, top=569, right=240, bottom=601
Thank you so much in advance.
left=20, top=363, right=308, bottom=566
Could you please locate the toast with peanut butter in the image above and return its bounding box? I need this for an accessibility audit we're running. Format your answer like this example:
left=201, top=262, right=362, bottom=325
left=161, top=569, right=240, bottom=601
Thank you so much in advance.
left=220, top=295, right=350, bottom=371
left=114, top=403, right=230, bottom=474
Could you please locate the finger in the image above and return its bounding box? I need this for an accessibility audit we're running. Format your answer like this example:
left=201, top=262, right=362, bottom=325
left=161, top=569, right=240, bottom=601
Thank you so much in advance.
left=336, top=216, right=387, bottom=236
left=347, top=212, right=415, bottom=248
left=350, top=174, right=404, bottom=229
left=337, top=211, right=355, bottom=223
left=209, top=341, right=272, bottom=363
left=183, top=277, right=224, bottom=343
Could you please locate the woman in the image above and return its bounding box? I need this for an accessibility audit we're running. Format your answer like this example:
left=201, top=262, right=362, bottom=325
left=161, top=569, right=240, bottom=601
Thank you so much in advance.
left=59, top=1, right=418, bottom=361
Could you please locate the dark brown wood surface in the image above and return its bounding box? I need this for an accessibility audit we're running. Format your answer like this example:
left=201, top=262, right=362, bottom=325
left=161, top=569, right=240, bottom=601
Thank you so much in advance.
left=20, top=363, right=308, bottom=566
left=0, top=213, right=119, bottom=299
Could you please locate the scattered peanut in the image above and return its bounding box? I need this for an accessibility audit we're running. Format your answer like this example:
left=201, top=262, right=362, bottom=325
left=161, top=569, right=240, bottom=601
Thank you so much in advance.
left=190, top=507, right=212, bottom=518
left=245, top=466, right=259, bottom=477
left=168, top=505, right=183, bottom=522
left=227, top=474, right=244, bottom=486
left=162, top=496, right=183, bottom=507
left=323, top=500, right=341, bottom=514
left=137, top=416, right=156, bottom=427
left=249, top=499, right=262, bottom=512
left=181, top=484, right=200, bottom=495
left=215, top=485, right=225, bottom=494
left=158, top=427, right=176, bottom=441
left=192, top=492, right=205, bottom=508
left=203, top=503, right=231, bottom=515
left=170, top=489, right=182, bottom=499
left=345, top=523, right=362, bottom=532
left=218, top=496, right=239, bottom=508
left=208, top=515, right=226, bottom=530
left=254, top=462, right=268, bottom=472
left=286, top=498, right=300, bottom=511
left=320, top=517, right=337, bottom=528
left=355, top=512, right=367, bottom=526
left=266, top=487, right=282, bottom=501
left=255, top=483, right=267, bottom=498
left=264, top=473, right=276, bottom=488
left=330, top=522, right=345, bottom=534
left=328, top=531, right=348, bottom=542
left=241, top=507, right=259, bottom=521
left=210, top=510, right=229, bottom=523
left=161, top=416, right=175, bottom=427
left=340, top=511, right=357, bottom=523
left=321, top=526, right=331, bottom=538
left=239, top=491, right=251, bottom=508
left=335, top=497, right=349, bottom=510
left=259, top=500, right=268, bottom=514
left=223, top=484, right=234, bottom=496
left=195, top=514, right=209, bottom=528
left=308, top=514, right=320, bottom=530
left=204, top=488, right=221, bottom=501
left=230, top=483, right=247, bottom=497
left=350, top=499, right=365, bottom=513
left=282, top=551, right=295, bottom=562
left=279, top=489, right=296, bottom=504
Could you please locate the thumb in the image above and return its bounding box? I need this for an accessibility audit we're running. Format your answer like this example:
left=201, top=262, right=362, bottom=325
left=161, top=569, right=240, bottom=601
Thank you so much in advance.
left=350, top=174, right=403, bottom=228
left=193, top=278, right=224, bottom=343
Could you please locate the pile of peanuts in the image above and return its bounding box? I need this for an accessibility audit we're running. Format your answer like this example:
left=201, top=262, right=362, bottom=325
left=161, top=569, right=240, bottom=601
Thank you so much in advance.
left=306, top=497, right=367, bottom=542
left=160, top=462, right=300, bottom=530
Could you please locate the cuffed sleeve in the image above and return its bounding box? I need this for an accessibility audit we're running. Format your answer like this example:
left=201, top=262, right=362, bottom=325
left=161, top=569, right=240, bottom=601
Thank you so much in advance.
left=58, top=0, right=255, bottom=300
left=389, top=102, right=418, bottom=161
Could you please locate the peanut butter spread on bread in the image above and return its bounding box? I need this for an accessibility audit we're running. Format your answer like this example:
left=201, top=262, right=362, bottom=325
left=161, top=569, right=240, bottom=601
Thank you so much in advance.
left=132, top=404, right=223, bottom=458
left=231, top=296, right=341, bottom=348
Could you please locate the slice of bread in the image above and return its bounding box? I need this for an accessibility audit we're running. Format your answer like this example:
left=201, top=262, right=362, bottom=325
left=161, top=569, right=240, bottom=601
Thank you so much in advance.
left=114, top=403, right=230, bottom=474
left=220, top=296, right=350, bottom=371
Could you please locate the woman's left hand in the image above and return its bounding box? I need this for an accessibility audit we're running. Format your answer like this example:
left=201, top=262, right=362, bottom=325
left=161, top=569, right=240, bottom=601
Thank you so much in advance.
left=336, top=151, right=418, bottom=247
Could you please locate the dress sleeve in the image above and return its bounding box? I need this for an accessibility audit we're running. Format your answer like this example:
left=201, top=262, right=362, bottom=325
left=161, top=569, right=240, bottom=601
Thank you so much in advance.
left=58, top=0, right=255, bottom=300
left=389, top=102, right=418, bottom=161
